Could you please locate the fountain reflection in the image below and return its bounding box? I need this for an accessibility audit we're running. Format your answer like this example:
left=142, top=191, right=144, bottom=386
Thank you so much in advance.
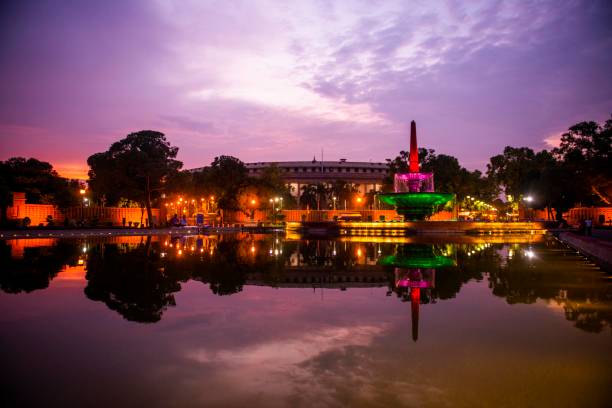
left=379, top=244, right=455, bottom=341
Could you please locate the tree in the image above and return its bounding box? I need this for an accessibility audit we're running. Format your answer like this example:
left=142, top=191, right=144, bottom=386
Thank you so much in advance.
left=553, top=116, right=612, bottom=204
left=486, top=147, right=542, bottom=201
left=0, top=157, right=80, bottom=224
left=87, top=131, right=182, bottom=226
left=327, top=180, right=359, bottom=209
left=204, top=155, right=249, bottom=213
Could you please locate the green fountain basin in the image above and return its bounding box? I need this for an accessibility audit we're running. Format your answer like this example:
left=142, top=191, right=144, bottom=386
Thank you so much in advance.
left=378, top=254, right=455, bottom=269
left=378, top=245, right=455, bottom=269
left=377, top=192, right=455, bottom=221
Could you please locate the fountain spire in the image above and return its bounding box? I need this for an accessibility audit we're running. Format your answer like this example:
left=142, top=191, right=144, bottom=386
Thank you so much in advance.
left=409, top=120, right=419, bottom=173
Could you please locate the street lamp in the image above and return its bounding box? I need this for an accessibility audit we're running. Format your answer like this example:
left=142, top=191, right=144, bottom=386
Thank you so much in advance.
left=523, top=196, right=534, bottom=220
left=269, top=198, right=276, bottom=224
left=332, top=196, right=337, bottom=210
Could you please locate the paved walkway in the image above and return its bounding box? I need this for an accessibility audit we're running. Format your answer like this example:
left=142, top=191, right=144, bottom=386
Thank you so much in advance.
left=558, top=232, right=612, bottom=271
left=0, top=226, right=239, bottom=239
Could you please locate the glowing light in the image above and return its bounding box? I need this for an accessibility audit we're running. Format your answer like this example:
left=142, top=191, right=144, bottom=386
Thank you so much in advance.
left=357, top=248, right=362, bottom=257
left=251, top=245, right=255, bottom=253
left=251, top=199, right=256, bottom=205
left=79, top=189, right=86, bottom=195
left=77, top=259, right=84, bottom=265
left=178, top=249, right=182, bottom=255
left=525, top=249, right=535, bottom=258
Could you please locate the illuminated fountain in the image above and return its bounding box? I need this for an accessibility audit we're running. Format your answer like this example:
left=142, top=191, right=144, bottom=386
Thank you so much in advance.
left=378, top=121, right=454, bottom=220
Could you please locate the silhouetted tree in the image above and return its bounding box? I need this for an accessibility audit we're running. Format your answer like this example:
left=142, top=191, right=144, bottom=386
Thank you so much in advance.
left=87, top=131, right=182, bottom=225
left=553, top=115, right=612, bottom=205
left=0, top=157, right=80, bottom=224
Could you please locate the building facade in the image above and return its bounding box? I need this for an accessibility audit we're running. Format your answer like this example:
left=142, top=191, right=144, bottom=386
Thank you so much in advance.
left=191, top=159, right=389, bottom=196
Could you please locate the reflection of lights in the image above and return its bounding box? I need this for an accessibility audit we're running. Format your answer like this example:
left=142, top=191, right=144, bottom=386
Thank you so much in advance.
left=525, top=249, right=535, bottom=259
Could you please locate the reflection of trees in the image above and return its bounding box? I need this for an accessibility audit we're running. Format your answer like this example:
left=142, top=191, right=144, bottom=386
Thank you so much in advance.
left=84, top=237, right=184, bottom=323
left=459, top=241, right=612, bottom=334
left=0, top=241, right=78, bottom=294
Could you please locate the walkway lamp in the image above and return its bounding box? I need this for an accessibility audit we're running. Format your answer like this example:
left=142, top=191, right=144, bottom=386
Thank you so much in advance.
left=332, top=196, right=337, bottom=210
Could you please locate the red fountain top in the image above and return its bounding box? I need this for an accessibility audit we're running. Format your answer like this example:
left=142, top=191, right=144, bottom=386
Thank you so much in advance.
left=409, top=120, right=419, bottom=173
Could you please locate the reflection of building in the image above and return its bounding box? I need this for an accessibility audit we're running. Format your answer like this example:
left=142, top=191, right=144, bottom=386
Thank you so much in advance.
left=246, top=266, right=389, bottom=289
left=191, top=159, right=389, bottom=197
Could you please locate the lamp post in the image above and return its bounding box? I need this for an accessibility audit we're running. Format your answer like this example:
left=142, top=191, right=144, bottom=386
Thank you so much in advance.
left=332, top=196, right=337, bottom=210
left=250, top=198, right=257, bottom=220
left=523, top=195, right=533, bottom=220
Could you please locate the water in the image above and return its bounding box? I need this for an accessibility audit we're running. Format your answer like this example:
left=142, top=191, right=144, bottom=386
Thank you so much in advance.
left=1, top=234, right=611, bottom=407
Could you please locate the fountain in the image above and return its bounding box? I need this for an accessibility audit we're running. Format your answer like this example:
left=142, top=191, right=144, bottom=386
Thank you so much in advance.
left=377, top=121, right=454, bottom=220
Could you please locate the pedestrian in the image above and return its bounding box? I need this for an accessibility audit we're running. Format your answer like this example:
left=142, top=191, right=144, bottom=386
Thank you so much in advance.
left=585, top=218, right=592, bottom=236
left=181, top=214, right=188, bottom=226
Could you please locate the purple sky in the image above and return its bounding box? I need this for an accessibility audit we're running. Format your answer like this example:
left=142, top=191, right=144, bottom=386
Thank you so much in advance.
left=1, top=0, right=611, bottom=179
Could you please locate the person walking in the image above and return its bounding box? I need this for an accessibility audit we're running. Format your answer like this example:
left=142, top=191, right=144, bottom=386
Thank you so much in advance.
left=585, top=218, right=592, bottom=236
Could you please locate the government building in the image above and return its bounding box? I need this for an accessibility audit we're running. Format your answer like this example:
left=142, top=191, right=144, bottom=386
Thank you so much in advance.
left=190, top=158, right=389, bottom=197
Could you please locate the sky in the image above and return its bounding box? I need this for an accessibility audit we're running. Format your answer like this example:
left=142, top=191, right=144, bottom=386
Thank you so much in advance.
left=1, top=0, right=611, bottom=179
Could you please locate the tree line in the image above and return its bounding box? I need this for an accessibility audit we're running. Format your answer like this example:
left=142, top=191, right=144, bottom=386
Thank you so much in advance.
left=1, top=115, right=610, bottom=225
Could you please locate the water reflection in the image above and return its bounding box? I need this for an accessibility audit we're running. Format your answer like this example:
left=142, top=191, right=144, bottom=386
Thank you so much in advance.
left=1, top=234, right=611, bottom=334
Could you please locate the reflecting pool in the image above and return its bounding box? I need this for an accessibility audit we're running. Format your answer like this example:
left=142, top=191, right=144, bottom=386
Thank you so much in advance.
left=1, top=234, right=611, bottom=407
